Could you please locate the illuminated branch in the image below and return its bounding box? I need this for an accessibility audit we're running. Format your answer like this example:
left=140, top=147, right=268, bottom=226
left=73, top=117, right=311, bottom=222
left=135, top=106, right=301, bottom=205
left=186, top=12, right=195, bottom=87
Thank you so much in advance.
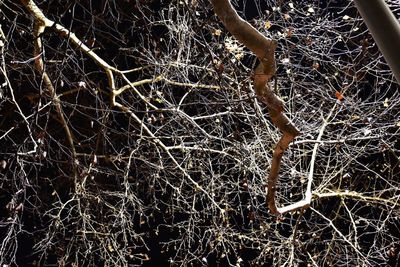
left=20, top=0, right=78, bottom=180
left=210, top=0, right=300, bottom=214
left=19, top=0, right=224, bottom=213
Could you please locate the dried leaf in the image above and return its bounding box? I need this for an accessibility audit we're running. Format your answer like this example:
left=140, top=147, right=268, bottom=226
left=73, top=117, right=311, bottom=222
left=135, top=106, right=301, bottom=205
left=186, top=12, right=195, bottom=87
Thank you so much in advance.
left=383, top=98, right=389, bottom=107
left=0, top=160, right=6, bottom=169
left=335, top=91, right=344, bottom=101
left=305, top=36, right=313, bottom=46
left=286, top=27, right=294, bottom=37
left=213, top=29, right=222, bottom=36
left=264, top=20, right=272, bottom=30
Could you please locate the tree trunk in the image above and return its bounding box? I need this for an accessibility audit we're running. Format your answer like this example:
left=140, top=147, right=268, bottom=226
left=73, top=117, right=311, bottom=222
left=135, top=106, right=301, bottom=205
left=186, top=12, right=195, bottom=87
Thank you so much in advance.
left=354, top=0, right=400, bottom=83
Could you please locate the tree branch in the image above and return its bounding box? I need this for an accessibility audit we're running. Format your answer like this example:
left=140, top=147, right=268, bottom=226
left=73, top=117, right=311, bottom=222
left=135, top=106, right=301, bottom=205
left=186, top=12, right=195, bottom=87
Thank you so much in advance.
left=20, top=0, right=78, bottom=181
left=210, top=0, right=300, bottom=214
left=20, top=0, right=225, bottom=214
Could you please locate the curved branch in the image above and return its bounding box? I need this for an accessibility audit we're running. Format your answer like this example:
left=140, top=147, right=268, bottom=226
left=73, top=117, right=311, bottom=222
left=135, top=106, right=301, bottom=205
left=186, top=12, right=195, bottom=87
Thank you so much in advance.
left=20, top=0, right=78, bottom=181
left=210, top=0, right=300, bottom=215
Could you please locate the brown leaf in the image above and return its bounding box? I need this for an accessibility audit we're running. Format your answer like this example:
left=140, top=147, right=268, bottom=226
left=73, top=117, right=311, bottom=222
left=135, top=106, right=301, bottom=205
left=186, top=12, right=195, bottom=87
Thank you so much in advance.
left=335, top=91, right=344, bottom=101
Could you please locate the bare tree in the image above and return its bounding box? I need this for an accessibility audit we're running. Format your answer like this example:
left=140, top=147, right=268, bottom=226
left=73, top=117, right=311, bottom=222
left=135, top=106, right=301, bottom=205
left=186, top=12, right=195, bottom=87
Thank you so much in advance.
left=0, top=0, right=399, bottom=266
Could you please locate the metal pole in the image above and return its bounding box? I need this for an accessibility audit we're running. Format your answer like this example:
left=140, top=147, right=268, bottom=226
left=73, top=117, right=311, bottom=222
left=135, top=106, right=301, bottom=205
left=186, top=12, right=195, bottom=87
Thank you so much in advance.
left=353, top=0, right=400, bottom=83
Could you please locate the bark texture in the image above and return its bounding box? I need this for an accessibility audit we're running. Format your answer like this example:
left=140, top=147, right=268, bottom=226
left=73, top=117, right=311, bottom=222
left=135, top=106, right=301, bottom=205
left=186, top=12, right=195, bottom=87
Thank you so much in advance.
left=210, top=0, right=300, bottom=214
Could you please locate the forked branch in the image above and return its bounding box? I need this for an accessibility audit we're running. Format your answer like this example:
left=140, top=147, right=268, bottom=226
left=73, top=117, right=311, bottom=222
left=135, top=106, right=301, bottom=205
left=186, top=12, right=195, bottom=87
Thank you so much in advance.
left=20, top=0, right=78, bottom=181
left=19, top=0, right=225, bottom=213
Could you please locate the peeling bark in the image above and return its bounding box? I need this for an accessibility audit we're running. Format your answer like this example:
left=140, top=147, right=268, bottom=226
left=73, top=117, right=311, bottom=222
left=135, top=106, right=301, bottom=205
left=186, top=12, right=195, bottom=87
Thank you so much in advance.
left=210, top=0, right=300, bottom=215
